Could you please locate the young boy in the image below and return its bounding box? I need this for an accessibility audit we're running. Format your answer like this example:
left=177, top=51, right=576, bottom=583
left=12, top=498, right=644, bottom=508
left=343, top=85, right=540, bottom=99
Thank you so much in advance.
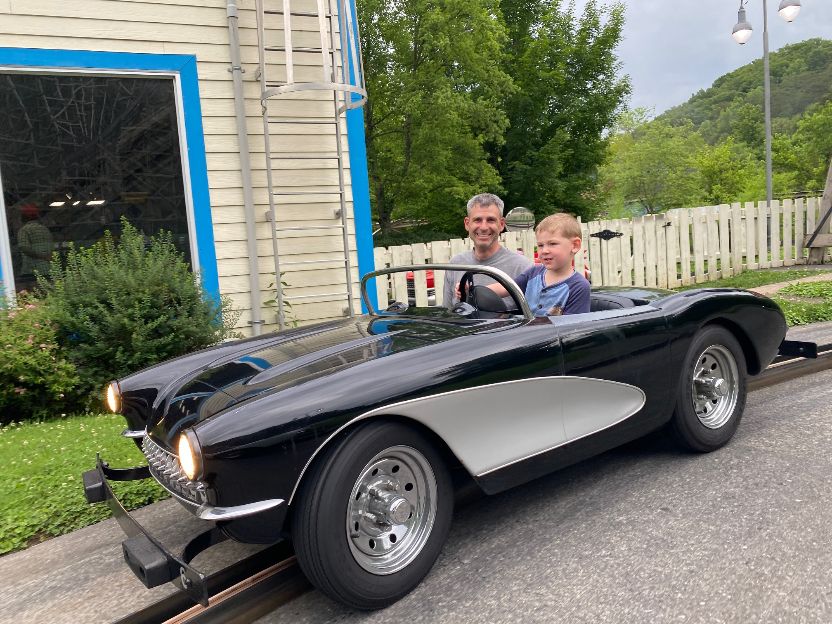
left=488, top=213, right=591, bottom=316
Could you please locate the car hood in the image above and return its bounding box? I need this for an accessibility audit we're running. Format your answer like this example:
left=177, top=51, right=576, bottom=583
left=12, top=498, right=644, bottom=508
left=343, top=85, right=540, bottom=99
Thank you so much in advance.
left=151, top=312, right=506, bottom=442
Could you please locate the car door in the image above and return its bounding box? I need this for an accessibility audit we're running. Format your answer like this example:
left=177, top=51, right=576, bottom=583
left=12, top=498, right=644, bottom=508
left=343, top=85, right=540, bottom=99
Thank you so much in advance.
left=556, top=306, right=673, bottom=441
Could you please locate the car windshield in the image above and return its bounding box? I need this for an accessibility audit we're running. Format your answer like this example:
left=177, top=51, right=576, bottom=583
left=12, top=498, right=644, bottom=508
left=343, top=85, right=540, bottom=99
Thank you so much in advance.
left=361, top=264, right=531, bottom=319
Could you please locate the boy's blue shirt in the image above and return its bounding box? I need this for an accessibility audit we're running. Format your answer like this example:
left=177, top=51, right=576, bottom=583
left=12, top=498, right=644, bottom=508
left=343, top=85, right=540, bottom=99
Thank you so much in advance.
left=514, top=266, right=591, bottom=316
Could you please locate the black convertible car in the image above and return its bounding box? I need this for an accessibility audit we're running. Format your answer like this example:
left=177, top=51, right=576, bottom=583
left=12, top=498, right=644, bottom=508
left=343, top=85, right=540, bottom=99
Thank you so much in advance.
left=84, top=264, right=791, bottom=610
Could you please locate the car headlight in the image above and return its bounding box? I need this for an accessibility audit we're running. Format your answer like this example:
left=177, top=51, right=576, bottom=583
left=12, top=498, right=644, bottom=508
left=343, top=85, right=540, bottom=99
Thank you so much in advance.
left=178, top=430, right=203, bottom=481
left=105, top=381, right=121, bottom=413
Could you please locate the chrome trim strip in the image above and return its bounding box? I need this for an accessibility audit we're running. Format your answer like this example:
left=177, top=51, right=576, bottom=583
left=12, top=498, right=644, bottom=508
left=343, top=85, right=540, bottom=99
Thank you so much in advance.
left=196, top=498, right=284, bottom=521
left=288, top=376, right=646, bottom=504
left=120, top=429, right=146, bottom=439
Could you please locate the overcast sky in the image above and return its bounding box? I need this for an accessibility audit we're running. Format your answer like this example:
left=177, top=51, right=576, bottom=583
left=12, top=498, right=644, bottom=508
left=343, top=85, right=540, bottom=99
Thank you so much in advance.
left=572, top=0, right=832, bottom=115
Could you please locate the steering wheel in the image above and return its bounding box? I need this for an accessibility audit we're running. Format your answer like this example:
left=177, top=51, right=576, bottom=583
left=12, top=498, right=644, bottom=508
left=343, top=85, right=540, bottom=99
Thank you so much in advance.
left=457, top=272, right=508, bottom=314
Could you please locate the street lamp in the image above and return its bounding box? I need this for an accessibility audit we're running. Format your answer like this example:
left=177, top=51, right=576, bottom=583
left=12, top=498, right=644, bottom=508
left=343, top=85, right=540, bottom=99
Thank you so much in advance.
left=731, top=0, right=801, bottom=206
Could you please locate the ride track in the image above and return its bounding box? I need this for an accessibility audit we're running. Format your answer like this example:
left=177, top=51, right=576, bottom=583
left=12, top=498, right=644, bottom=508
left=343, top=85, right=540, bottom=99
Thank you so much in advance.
left=109, top=342, right=832, bottom=624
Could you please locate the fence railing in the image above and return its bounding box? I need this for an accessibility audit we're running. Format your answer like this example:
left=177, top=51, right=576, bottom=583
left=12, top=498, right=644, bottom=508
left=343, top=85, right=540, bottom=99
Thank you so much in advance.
left=372, top=197, right=829, bottom=307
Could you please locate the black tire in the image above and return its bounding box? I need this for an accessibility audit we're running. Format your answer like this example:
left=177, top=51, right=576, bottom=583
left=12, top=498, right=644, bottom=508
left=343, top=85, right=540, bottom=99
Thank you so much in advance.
left=671, top=326, right=747, bottom=452
left=292, top=421, right=453, bottom=610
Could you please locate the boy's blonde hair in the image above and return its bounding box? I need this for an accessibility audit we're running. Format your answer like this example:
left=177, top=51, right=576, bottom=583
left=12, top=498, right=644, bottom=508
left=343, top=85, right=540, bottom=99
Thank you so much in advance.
left=536, top=213, right=582, bottom=240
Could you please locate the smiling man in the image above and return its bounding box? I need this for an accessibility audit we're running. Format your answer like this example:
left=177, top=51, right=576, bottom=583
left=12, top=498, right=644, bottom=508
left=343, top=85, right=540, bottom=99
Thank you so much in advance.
left=442, top=193, right=532, bottom=308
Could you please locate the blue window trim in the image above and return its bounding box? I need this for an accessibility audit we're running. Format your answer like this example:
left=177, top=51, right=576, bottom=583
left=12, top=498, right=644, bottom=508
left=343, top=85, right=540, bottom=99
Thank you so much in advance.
left=341, top=0, right=377, bottom=311
left=0, top=47, right=219, bottom=301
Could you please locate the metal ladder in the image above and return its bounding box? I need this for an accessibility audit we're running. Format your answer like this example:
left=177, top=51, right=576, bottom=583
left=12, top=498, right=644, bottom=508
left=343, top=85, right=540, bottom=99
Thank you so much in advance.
left=255, top=0, right=367, bottom=330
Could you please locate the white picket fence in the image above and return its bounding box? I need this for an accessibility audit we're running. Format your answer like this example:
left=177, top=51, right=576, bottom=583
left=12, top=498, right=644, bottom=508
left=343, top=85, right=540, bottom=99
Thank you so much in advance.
left=373, top=197, right=829, bottom=307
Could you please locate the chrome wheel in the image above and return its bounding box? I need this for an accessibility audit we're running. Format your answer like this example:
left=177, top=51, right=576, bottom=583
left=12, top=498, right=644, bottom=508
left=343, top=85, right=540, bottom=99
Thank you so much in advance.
left=691, top=344, right=739, bottom=429
left=346, top=445, right=437, bottom=575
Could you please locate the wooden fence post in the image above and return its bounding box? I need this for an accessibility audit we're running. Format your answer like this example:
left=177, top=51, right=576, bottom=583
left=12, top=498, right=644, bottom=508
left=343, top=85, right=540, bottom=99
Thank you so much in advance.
left=718, top=204, right=732, bottom=278
left=731, top=202, right=743, bottom=274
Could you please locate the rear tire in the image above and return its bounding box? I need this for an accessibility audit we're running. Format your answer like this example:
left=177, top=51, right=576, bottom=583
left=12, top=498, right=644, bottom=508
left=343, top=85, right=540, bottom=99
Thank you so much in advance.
left=293, top=421, right=453, bottom=610
left=671, top=326, right=747, bottom=452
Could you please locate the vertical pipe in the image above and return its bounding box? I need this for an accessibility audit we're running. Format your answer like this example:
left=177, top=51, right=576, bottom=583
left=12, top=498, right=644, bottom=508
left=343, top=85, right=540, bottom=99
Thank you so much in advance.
left=228, top=0, right=263, bottom=335
left=255, top=0, right=286, bottom=330
left=330, top=0, right=355, bottom=315
left=763, top=0, right=773, bottom=207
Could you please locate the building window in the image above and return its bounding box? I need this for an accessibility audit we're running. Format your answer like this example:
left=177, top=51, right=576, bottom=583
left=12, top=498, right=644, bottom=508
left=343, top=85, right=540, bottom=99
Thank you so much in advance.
left=0, top=72, right=191, bottom=292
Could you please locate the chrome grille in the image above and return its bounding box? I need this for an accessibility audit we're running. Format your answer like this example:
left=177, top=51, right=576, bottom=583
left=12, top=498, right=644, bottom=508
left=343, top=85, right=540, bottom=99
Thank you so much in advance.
left=142, top=436, right=206, bottom=505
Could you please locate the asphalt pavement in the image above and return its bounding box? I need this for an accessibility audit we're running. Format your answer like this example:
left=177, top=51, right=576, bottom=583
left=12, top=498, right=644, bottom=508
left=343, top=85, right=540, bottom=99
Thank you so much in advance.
left=2, top=323, right=832, bottom=624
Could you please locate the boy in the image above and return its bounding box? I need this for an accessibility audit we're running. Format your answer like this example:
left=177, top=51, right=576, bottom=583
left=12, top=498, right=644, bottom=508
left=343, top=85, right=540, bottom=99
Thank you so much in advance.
left=487, top=213, right=590, bottom=316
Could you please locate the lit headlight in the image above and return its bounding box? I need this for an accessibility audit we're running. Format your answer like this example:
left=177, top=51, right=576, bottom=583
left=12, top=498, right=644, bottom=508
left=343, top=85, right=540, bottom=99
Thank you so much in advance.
left=105, top=381, right=121, bottom=413
left=178, top=430, right=203, bottom=481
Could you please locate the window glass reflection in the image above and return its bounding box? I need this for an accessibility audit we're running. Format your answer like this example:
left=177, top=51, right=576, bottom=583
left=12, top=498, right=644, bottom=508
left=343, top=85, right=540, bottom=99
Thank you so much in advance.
left=0, top=73, right=190, bottom=292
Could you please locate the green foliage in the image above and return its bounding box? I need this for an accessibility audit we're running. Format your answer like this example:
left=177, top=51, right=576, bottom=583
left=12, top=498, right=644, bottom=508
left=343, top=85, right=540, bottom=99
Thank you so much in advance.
left=498, top=0, right=629, bottom=221
left=0, top=413, right=167, bottom=554
left=599, top=120, right=706, bottom=213
left=781, top=99, right=832, bottom=190
left=661, top=39, right=832, bottom=140
left=373, top=228, right=458, bottom=248
left=0, top=297, right=81, bottom=424
left=695, top=138, right=758, bottom=205
left=358, top=0, right=514, bottom=235
left=779, top=280, right=832, bottom=298
left=38, top=220, right=240, bottom=401
left=359, top=0, right=627, bottom=235
left=774, top=279, right=832, bottom=325
left=599, top=38, right=832, bottom=214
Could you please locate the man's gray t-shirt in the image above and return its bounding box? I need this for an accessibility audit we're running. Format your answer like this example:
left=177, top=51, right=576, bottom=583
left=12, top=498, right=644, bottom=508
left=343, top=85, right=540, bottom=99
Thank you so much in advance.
left=442, top=246, right=533, bottom=308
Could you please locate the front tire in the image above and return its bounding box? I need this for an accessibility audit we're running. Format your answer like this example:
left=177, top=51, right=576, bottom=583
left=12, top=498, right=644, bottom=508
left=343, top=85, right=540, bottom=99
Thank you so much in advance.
left=293, top=421, right=453, bottom=610
left=671, top=326, right=747, bottom=452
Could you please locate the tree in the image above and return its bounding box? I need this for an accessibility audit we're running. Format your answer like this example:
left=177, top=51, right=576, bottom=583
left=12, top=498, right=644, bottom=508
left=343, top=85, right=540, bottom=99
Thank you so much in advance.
left=358, top=0, right=514, bottom=235
left=497, top=0, right=629, bottom=221
left=787, top=100, right=832, bottom=191
left=695, top=138, right=757, bottom=205
left=599, top=120, right=706, bottom=214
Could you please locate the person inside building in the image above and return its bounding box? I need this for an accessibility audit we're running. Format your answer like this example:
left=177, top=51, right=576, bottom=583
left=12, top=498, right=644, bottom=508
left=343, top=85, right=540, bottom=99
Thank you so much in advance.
left=16, top=202, right=53, bottom=290
left=442, top=193, right=532, bottom=308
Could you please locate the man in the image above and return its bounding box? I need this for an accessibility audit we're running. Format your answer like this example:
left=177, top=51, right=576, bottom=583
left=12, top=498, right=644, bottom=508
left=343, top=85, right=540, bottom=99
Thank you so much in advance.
left=442, top=193, right=532, bottom=308
left=17, top=202, right=53, bottom=290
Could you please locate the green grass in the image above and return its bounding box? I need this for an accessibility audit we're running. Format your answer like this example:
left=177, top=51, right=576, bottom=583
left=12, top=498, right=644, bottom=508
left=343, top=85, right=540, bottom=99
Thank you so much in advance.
left=676, top=268, right=832, bottom=291
left=773, top=280, right=832, bottom=326
left=0, top=413, right=168, bottom=555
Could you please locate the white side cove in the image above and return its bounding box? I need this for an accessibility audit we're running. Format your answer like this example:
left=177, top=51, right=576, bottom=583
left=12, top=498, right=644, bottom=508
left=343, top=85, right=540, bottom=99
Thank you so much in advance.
left=289, top=376, right=646, bottom=502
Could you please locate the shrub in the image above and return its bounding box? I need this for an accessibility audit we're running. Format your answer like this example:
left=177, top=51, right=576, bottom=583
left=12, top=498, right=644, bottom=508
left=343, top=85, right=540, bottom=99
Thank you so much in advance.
left=38, top=219, right=240, bottom=402
left=0, top=296, right=81, bottom=423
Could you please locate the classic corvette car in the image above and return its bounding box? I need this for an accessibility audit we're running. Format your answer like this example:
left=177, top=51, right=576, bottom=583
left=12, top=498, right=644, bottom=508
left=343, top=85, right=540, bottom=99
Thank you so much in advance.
left=84, top=264, right=792, bottom=610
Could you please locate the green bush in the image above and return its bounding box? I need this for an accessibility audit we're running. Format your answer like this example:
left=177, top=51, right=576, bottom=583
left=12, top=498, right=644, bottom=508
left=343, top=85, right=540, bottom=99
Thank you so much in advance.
left=0, top=296, right=81, bottom=423
left=38, top=220, right=240, bottom=402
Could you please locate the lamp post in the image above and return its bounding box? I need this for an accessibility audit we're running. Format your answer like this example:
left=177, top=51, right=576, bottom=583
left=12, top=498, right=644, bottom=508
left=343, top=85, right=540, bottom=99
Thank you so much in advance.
left=732, top=0, right=801, bottom=207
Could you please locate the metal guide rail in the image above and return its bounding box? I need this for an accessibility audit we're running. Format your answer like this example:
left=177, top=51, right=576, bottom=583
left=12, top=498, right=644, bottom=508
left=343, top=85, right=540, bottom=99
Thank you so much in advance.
left=92, top=341, right=832, bottom=624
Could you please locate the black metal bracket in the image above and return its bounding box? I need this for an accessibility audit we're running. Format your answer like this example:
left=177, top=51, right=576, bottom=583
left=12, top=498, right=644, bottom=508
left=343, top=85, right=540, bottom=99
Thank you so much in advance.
left=590, top=229, right=623, bottom=241
left=778, top=340, right=818, bottom=359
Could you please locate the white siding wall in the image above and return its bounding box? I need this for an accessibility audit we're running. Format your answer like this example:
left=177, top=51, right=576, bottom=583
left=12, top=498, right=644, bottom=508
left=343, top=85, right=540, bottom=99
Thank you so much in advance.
left=0, top=0, right=360, bottom=333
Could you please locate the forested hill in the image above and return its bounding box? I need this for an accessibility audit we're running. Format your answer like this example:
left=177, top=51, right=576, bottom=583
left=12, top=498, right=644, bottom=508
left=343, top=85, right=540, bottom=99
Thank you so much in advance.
left=658, top=38, right=832, bottom=144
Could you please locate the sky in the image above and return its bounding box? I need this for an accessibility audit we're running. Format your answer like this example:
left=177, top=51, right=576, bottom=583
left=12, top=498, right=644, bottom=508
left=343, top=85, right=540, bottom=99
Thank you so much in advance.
left=571, top=0, right=832, bottom=115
